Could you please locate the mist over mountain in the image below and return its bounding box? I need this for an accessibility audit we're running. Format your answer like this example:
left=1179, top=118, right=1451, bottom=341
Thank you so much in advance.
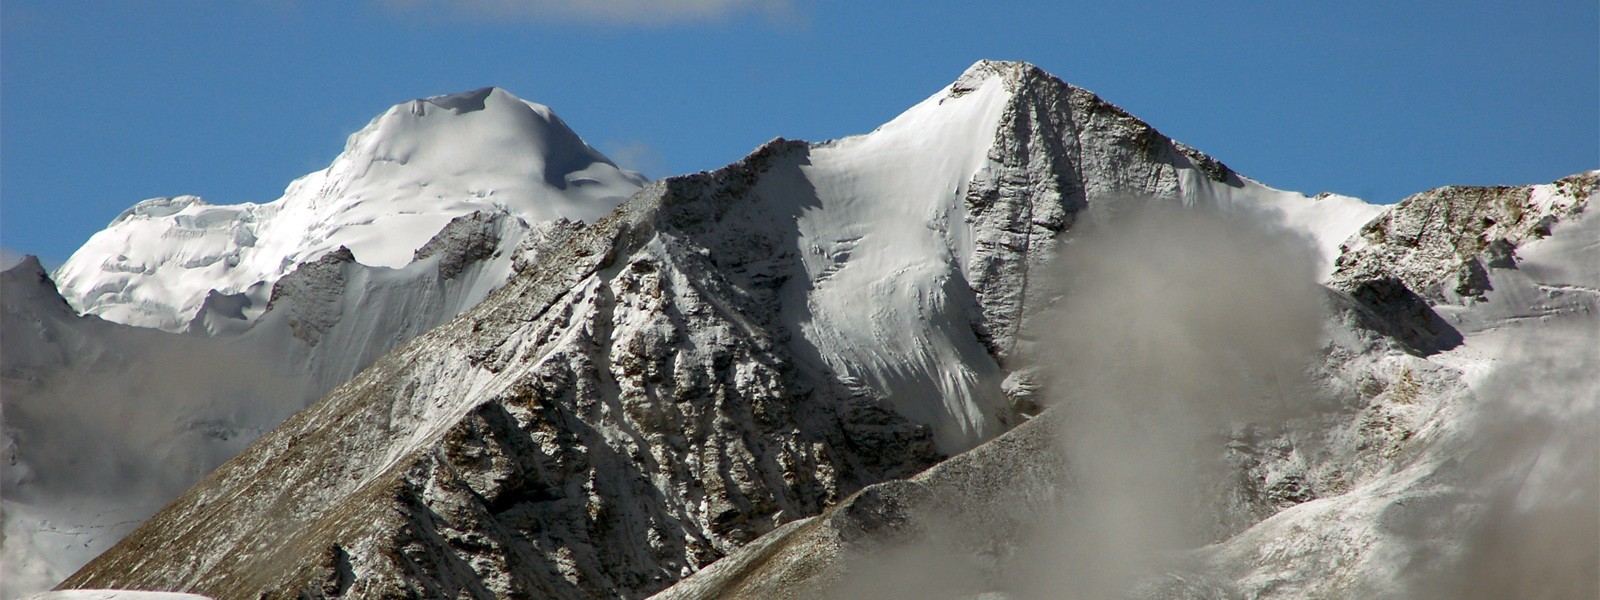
left=4, top=61, right=1593, bottom=600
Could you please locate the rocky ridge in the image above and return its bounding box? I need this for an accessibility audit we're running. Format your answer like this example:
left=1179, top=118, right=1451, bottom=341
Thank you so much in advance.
left=1331, top=172, right=1595, bottom=303
left=60, top=147, right=944, bottom=598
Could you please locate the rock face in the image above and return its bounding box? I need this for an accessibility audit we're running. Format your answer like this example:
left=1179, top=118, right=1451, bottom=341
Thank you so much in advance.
left=265, top=246, right=359, bottom=346
left=1331, top=173, right=1594, bottom=303
left=1326, top=174, right=1595, bottom=355
left=648, top=409, right=1070, bottom=600
left=59, top=61, right=1393, bottom=599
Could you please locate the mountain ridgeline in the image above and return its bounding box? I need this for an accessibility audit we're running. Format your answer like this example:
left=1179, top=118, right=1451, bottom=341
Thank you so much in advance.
left=33, top=61, right=1597, bottom=599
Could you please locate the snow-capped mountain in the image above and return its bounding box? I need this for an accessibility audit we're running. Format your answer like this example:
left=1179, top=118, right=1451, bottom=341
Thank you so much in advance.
left=52, top=86, right=644, bottom=333
left=55, top=61, right=1412, bottom=599
left=2, top=89, right=642, bottom=599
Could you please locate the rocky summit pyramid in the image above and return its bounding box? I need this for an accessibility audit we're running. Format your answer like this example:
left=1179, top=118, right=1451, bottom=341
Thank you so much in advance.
left=53, top=61, right=1594, bottom=599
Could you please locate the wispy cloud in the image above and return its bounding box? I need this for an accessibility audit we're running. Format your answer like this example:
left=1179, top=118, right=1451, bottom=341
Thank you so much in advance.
left=821, top=203, right=1332, bottom=599
left=602, top=140, right=666, bottom=179
left=1400, top=326, right=1600, bottom=600
left=1, top=247, right=27, bottom=271
left=1009, top=204, right=1327, bottom=598
left=378, top=0, right=799, bottom=27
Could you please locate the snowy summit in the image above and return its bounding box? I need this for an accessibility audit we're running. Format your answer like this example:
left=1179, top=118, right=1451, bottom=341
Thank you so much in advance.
left=52, top=87, right=645, bottom=332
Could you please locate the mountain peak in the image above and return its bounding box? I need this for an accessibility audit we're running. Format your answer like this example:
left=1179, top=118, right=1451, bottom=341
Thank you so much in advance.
left=2, top=253, right=75, bottom=318
left=43, top=61, right=1440, bottom=600
left=346, top=85, right=607, bottom=175
left=4, top=253, right=46, bottom=276
left=949, top=60, right=1051, bottom=95
left=956, top=59, right=1041, bottom=80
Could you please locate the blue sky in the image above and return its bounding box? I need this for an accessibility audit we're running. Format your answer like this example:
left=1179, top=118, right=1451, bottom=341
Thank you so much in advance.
left=3, top=0, right=1595, bottom=266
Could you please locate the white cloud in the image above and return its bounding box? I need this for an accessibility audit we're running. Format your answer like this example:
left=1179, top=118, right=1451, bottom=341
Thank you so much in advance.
left=380, top=0, right=799, bottom=26
left=601, top=140, right=665, bottom=179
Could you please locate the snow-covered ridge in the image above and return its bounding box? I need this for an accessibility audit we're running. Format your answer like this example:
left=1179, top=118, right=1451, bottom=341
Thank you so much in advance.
left=53, top=87, right=645, bottom=332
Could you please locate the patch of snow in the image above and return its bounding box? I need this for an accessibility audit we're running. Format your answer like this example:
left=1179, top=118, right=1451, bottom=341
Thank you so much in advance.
left=770, top=66, right=1015, bottom=451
